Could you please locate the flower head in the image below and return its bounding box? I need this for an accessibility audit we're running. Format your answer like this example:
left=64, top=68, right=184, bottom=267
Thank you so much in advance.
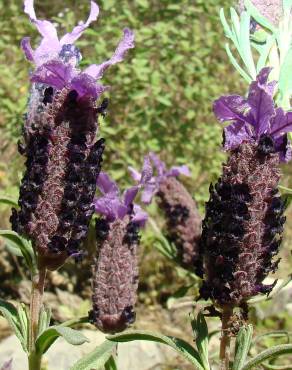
left=22, top=0, right=135, bottom=100
left=91, top=172, right=147, bottom=333
left=129, top=152, right=190, bottom=204
left=214, top=68, right=292, bottom=162
left=200, top=140, right=285, bottom=306
left=94, top=172, right=147, bottom=227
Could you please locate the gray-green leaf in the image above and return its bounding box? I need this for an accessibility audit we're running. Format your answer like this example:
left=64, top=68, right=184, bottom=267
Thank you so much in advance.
left=70, top=340, right=117, bottom=370
left=233, top=325, right=253, bottom=370
left=191, top=312, right=210, bottom=370
left=108, top=330, right=205, bottom=370
left=0, top=195, right=18, bottom=207
left=35, top=326, right=89, bottom=355
left=0, top=230, right=35, bottom=272
left=278, top=48, right=292, bottom=109
left=0, top=299, right=26, bottom=352
left=241, top=344, right=292, bottom=370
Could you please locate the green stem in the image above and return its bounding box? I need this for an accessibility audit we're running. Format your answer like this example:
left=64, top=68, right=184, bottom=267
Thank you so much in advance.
left=28, top=267, right=47, bottom=370
left=28, top=351, right=42, bottom=370
left=29, top=267, right=47, bottom=351
left=219, top=305, right=234, bottom=370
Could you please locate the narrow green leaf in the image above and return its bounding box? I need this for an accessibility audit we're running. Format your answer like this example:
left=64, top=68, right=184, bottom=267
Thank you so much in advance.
left=35, top=326, right=89, bottom=355
left=230, top=8, right=241, bottom=46
left=279, top=185, right=292, bottom=194
left=0, top=230, right=35, bottom=272
left=225, top=44, right=252, bottom=83
left=0, top=299, right=26, bottom=352
left=220, top=8, right=233, bottom=39
left=0, top=195, right=18, bottom=207
left=5, top=241, right=23, bottom=257
left=108, top=330, right=204, bottom=370
left=278, top=48, right=292, bottom=109
left=104, top=355, right=118, bottom=370
left=253, top=330, right=291, bottom=344
left=240, top=12, right=256, bottom=79
left=244, top=0, right=276, bottom=33
left=191, top=312, right=210, bottom=370
left=17, top=304, right=29, bottom=352
left=233, top=325, right=253, bottom=370
left=261, top=363, right=292, bottom=370
left=38, top=307, right=51, bottom=337
left=70, top=340, right=117, bottom=370
left=256, top=34, right=276, bottom=73
left=241, top=344, right=292, bottom=370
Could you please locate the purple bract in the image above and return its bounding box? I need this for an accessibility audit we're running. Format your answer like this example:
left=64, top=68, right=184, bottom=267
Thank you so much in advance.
left=129, top=152, right=190, bottom=204
left=94, top=172, right=147, bottom=226
left=22, top=0, right=134, bottom=100
left=213, top=67, right=292, bottom=162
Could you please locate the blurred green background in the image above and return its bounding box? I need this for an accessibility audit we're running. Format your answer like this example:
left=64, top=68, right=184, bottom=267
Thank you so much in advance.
left=0, top=2, right=291, bottom=366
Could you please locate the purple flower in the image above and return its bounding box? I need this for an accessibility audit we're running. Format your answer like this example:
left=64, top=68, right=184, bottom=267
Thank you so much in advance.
left=21, top=0, right=135, bottom=100
left=214, top=67, right=292, bottom=162
left=129, top=152, right=191, bottom=204
left=94, top=172, right=147, bottom=226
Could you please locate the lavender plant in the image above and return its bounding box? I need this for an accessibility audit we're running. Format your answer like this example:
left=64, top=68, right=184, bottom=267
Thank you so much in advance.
left=1, top=0, right=292, bottom=370
left=0, top=1, right=135, bottom=369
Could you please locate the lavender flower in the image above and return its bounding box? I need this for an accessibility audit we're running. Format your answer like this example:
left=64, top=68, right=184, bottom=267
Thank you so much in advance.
left=200, top=68, right=289, bottom=308
left=214, top=67, right=292, bottom=162
left=90, top=173, right=147, bottom=333
left=130, top=153, right=202, bottom=271
left=22, top=0, right=135, bottom=100
left=10, top=1, right=134, bottom=270
left=129, top=152, right=190, bottom=204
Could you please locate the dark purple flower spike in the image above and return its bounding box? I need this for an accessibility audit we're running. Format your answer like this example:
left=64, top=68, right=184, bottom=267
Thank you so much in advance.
left=11, top=89, right=105, bottom=270
left=90, top=172, right=147, bottom=333
left=200, top=68, right=289, bottom=311
left=200, top=140, right=284, bottom=307
left=130, top=153, right=202, bottom=271
left=22, top=0, right=135, bottom=100
left=214, top=67, right=292, bottom=162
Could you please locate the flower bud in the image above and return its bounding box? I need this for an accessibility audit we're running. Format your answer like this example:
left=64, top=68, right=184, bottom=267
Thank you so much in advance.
left=89, top=216, right=140, bottom=333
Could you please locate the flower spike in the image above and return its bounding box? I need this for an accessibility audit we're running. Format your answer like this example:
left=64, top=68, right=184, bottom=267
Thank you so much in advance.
left=91, top=173, right=147, bottom=333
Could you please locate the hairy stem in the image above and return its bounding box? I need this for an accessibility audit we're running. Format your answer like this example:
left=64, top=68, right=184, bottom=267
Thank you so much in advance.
left=29, top=267, right=47, bottom=352
left=219, top=305, right=234, bottom=370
